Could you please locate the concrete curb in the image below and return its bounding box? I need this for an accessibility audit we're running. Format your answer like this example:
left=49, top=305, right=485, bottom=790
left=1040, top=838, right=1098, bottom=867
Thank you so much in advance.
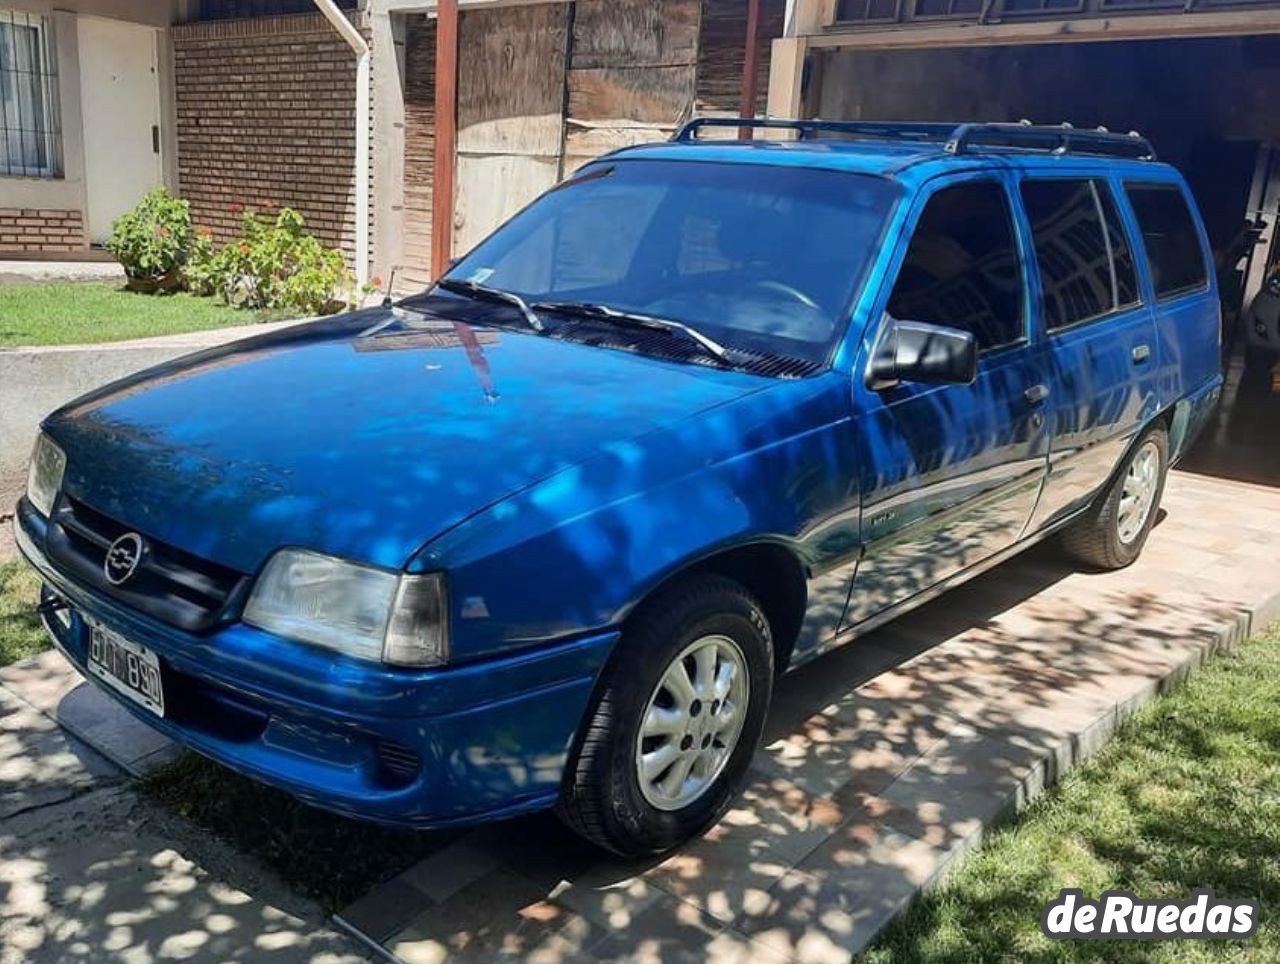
left=890, top=587, right=1280, bottom=936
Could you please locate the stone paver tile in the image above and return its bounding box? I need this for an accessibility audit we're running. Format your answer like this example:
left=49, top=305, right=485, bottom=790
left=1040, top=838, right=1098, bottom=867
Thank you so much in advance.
left=52, top=680, right=174, bottom=774
left=640, top=774, right=847, bottom=925
left=387, top=867, right=600, bottom=964
left=338, top=873, right=425, bottom=945
left=396, top=836, right=500, bottom=905
left=465, top=815, right=667, bottom=934
left=765, top=638, right=910, bottom=742
left=875, top=725, right=1049, bottom=840
left=737, top=823, right=942, bottom=963
left=758, top=693, right=962, bottom=800
left=0, top=687, right=115, bottom=819
left=591, top=895, right=793, bottom=964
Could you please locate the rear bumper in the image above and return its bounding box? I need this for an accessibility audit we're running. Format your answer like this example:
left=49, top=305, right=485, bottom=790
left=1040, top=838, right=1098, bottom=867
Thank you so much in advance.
left=14, top=501, right=617, bottom=827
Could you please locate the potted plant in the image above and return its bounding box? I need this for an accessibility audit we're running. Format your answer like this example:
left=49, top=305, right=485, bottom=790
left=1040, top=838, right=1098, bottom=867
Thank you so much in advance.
left=105, top=188, right=193, bottom=293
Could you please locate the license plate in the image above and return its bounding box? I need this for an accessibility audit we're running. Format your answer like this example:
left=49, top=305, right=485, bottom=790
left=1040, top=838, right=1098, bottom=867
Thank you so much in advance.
left=87, top=621, right=165, bottom=717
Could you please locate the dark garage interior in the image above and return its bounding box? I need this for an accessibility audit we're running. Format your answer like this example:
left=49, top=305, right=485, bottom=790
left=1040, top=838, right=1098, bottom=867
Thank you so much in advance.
left=812, top=34, right=1280, bottom=486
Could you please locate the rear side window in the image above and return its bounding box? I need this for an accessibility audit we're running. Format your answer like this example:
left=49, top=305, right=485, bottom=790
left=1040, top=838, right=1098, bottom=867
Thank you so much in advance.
left=1126, top=183, right=1209, bottom=300
left=1021, top=179, right=1140, bottom=331
left=887, top=180, right=1025, bottom=351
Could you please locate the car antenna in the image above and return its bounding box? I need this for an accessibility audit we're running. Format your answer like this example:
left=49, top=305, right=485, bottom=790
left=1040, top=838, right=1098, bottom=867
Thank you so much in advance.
left=381, top=268, right=397, bottom=308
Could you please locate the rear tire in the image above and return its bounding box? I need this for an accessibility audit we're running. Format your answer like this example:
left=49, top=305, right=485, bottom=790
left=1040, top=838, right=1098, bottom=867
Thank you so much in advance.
left=1061, top=425, right=1168, bottom=570
left=557, top=574, right=773, bottom=858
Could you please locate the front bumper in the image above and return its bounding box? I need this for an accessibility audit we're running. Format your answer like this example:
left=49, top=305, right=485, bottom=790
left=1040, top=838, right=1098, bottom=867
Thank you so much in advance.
left=14, top=500, right=617, bottom=827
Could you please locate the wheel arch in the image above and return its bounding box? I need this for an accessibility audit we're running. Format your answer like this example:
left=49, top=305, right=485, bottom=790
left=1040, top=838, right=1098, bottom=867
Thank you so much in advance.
left=619, top=540, right=809, bottom=675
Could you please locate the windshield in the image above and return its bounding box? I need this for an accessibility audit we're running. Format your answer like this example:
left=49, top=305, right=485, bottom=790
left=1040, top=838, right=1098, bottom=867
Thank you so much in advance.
left=443, top=159, right=898, bottom=364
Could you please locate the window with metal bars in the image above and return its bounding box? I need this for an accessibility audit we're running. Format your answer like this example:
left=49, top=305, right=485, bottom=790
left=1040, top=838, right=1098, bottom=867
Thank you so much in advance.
left=0, top=9, right=61, bottom=178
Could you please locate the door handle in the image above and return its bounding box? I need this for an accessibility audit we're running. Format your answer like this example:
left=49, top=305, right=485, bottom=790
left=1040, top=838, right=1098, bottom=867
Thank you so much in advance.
left=1024, top=384, right=1050, bottom=404
left=1132, top=344, right=1152, bottom=364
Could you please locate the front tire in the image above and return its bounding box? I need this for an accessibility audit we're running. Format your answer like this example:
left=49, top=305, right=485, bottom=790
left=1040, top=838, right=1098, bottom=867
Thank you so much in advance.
left=1061, top=425, right=1168, bottom=570
left=557, top=574, right=773, bottom=857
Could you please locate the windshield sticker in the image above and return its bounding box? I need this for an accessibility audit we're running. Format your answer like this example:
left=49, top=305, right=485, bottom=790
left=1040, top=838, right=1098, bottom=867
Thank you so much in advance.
left=468, top=267, right=495, bottom=284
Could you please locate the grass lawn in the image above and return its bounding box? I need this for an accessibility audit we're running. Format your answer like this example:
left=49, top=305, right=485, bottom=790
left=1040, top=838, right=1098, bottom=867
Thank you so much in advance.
left=867, top=624, right=1280, bottom=963
left=0, top=282, right=277, bottom=347
left=0, top=560, right=46, bottom=666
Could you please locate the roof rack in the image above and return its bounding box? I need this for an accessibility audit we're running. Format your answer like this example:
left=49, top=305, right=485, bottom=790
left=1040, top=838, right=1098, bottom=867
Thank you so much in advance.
left=672, top=118, right=1157, bottom=161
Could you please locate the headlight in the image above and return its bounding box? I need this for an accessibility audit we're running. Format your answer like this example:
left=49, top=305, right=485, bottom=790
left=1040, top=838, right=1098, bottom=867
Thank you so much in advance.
left=243, top=550, right=449, bottom=667
left=26, top=433, right=66, bottom=518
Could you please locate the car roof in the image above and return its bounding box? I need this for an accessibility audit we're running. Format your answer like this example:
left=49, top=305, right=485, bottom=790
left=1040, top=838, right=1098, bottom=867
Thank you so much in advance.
left=605, top=138, right=1183, bottom=185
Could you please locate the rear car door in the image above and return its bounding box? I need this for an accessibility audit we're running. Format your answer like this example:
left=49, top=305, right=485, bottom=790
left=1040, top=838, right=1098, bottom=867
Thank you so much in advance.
left=1019, top=177, right=1162, bottom=530
left=843, top=174, right=1051, bottom=630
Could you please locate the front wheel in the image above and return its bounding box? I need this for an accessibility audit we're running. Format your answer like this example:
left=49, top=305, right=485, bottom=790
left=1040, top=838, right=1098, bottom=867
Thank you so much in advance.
left=557, top=574, right=774, bottom=857
left=1061, top=425, right=1168, bottom=570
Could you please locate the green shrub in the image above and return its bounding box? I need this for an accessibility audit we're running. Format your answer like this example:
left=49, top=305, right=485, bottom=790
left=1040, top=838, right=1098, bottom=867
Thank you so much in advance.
left=105, top=188, right=193, bottom=289
left=187, top=208, right=351, bottom=315
left=182, top=227, right=219, bottom=298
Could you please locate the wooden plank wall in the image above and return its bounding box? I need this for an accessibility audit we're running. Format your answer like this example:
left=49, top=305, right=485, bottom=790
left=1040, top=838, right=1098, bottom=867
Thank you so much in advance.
left=454, top=4, right=570, bottom=253
left=402, top=14, right=437, bottom=289
left=399, top=1, right=785, bottom=273
left=564, top=0, right=700, bottom=172
left=696, top=0, right=785, bottom=117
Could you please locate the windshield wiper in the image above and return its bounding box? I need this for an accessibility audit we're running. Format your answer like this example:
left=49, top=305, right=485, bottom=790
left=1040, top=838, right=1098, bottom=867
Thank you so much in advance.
left=435, top=278, right=546, bottom=332
left=532, top=300, right=730, bottom=362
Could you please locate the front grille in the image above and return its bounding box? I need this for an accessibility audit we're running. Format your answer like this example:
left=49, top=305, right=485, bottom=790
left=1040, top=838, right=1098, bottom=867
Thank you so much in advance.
left=45, top=495, right=248, bottom=633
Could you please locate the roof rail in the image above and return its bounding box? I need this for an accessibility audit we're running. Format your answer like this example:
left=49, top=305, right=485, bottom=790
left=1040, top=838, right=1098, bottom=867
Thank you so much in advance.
left=672, top=117, right=1157, bottom=161
left=672, top=117, right=958, bottom=145
left=944, top=122, right=1157, bottom=161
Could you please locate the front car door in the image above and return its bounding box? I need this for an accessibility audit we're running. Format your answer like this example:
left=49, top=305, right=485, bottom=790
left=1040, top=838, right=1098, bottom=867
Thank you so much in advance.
left=841, top=174, right=1051, bottom=631
left=1018, top=175, right=1162, bottom=531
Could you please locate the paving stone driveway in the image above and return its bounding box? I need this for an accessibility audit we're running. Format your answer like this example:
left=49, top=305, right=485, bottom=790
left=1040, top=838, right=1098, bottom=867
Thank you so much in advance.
left=335, top=471, right=1280, bottom=963
left=0, top=666, right=369, bottom=962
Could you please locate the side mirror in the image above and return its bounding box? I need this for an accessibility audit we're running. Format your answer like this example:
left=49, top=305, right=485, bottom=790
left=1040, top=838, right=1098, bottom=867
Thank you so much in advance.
left=867, top=317, right=978, bottom=390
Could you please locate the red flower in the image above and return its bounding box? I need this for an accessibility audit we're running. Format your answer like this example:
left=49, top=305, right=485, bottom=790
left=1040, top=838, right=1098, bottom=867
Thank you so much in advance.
left=370, top=275, right=383, bottom=288
left=229, top=202, right=244, bottom=215
left=196, top=225, right=213, bottom=238
left=239, top=242, right=251, bottom=255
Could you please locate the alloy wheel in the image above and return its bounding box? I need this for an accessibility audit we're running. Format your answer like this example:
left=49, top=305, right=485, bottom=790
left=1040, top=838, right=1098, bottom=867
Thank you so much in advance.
left=634, top=634, right=750, bottom=811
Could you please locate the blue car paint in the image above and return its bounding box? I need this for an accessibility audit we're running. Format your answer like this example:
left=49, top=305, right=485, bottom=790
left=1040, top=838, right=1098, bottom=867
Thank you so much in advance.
left=15, top=137, right=1222, bottom=827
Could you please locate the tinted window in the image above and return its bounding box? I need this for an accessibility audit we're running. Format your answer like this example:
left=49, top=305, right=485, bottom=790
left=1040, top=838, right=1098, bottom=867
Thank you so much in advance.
left=886, top=181, right=1025, bottom=351
left=1126, top=183, right=1209, bottom=299
left=1022, top=179, right=1138, bottom=331
left=445, top=160, right=898, bottom=364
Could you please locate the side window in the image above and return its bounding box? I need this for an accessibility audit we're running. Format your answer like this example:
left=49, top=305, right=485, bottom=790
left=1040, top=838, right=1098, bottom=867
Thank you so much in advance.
left=886, top=181, right=1025, bottom=352
left=1021, top=178, right=1138, bottom=331
left=1126, top=183, right=1210, bottom=300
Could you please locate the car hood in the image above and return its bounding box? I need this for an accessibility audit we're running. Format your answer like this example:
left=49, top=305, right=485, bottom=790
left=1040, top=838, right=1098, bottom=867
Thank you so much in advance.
left=46, top=310, right=770, bottom=574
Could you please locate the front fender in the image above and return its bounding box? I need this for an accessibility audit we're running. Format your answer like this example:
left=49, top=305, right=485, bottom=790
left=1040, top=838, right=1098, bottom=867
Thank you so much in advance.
left=413, top=374, right=859, bottom=661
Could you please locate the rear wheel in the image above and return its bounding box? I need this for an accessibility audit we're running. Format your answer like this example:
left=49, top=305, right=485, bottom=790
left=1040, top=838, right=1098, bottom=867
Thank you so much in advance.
left=557, top=574, right=773, bottom=857
left=1061, top=425, right=1168, bottom=570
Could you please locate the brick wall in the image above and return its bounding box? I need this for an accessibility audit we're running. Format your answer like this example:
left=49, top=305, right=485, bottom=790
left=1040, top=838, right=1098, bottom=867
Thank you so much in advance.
left=0, top=209, right=85, bottom=254
left=172, top=13, right=368, bottom=267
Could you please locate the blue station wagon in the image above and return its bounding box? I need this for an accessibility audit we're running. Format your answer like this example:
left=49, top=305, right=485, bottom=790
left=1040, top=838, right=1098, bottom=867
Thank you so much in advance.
left=15, top=120, right=1222, bottom=855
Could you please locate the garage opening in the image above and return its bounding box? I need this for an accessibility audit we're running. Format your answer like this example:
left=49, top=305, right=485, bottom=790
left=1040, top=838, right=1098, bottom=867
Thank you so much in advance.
left=811, top=34, right=1280, bottom=486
